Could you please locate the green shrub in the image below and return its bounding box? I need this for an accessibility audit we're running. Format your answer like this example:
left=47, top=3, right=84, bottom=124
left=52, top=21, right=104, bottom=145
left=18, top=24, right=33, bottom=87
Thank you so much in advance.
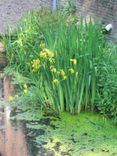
left=96, top=45, right=117, bottom=123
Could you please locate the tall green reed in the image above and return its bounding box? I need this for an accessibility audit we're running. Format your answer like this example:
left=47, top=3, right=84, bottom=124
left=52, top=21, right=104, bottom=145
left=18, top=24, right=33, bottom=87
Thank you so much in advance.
left=4, top=11, right=106, bottom=114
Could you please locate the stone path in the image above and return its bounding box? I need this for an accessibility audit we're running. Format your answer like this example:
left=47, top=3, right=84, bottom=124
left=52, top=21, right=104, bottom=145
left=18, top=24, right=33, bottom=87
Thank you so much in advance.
left=0, top=0, right=51, bottom=34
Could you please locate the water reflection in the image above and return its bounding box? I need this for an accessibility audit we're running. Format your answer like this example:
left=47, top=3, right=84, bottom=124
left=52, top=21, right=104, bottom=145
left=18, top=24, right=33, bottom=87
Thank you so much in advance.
left=0, top=105, right=29, bottom=156
left=0, top=76, right=29, bottom=156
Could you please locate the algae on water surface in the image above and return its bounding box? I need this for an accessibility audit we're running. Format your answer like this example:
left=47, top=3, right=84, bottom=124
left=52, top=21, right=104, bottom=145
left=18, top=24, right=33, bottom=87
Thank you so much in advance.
left=18, top=112, right=117, bottom=156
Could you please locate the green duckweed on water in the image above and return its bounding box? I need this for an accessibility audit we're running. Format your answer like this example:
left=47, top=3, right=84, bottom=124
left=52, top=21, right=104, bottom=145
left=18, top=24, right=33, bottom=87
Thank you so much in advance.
left=17, top=111, right=117, bottom=156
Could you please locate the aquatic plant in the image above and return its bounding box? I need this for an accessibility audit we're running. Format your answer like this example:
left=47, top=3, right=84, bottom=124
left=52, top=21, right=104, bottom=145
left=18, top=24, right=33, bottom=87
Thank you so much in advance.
left=15, top=111, right=117, bottom=156
left=4, top=11, right=117, bottom=122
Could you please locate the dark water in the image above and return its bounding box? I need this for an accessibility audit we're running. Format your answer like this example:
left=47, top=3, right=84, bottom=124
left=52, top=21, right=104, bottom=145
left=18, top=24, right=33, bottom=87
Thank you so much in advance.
left=0, top=77, right=29, bottom=156
left=0, top=105, right=29, bottom=156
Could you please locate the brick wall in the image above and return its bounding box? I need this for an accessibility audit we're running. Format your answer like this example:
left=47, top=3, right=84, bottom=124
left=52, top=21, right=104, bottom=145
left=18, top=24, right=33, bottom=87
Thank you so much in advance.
left=0, top=0, right=117, bottom=40
left=58, top=0, right=117, bottom=41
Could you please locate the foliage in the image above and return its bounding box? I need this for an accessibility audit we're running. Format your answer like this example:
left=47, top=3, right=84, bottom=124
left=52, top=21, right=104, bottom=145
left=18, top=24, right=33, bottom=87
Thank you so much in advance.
left=96, top=45, right=117, bottom=124
left=4, top=67, right=31, bottom=85
left=64, top=0, right=77, bottom=15
left=10, top=85, right=47, bottom=111
left=4, top=10, right=117, bottom=122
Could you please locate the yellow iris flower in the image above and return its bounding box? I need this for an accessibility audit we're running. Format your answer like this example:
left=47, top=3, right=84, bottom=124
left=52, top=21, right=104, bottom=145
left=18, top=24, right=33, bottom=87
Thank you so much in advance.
left=23, top=84, right=28, bottom=89
left=40, top=42, right=45, bottom=49
left=40, top=48, right=54, bottom=59
left=49, top=58, right=55, bottom=64
left=63, top=75, right=67, bottom=80
left=52, top=79, right=59, bottom=85
left=9, top=96, right=14, bottom=102
left=50, top=66, right=57, bottom=73
left=31, top=59, right=41, bottom=72
left=60, top=69, right=67, bottom=80
left=24, top=89, right=28, bottom=94
left=60, top=69, right=66, bottom=77
left=69, top=68, right=75, bottom=74
left=70, top=59, right=77, bottom=65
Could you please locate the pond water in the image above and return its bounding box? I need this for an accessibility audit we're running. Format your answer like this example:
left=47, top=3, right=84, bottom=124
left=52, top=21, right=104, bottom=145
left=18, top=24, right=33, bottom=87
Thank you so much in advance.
left=1, top=105, right=117, bottom=156
left=0, top=104, right=30, bottom=156
left=0, top=103, right=30, bottom=156
left=0, top=77, right=117, bottom=156
left=14, top=110, right=117, bottom=156
left=0, top=78, right=29, bottom=156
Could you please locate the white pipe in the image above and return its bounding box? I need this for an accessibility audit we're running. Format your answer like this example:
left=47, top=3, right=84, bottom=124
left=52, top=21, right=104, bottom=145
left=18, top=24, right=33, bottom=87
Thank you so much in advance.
left=52, top=0, right=57, bottom=11
left=105, top=24, right=113, bottom=32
